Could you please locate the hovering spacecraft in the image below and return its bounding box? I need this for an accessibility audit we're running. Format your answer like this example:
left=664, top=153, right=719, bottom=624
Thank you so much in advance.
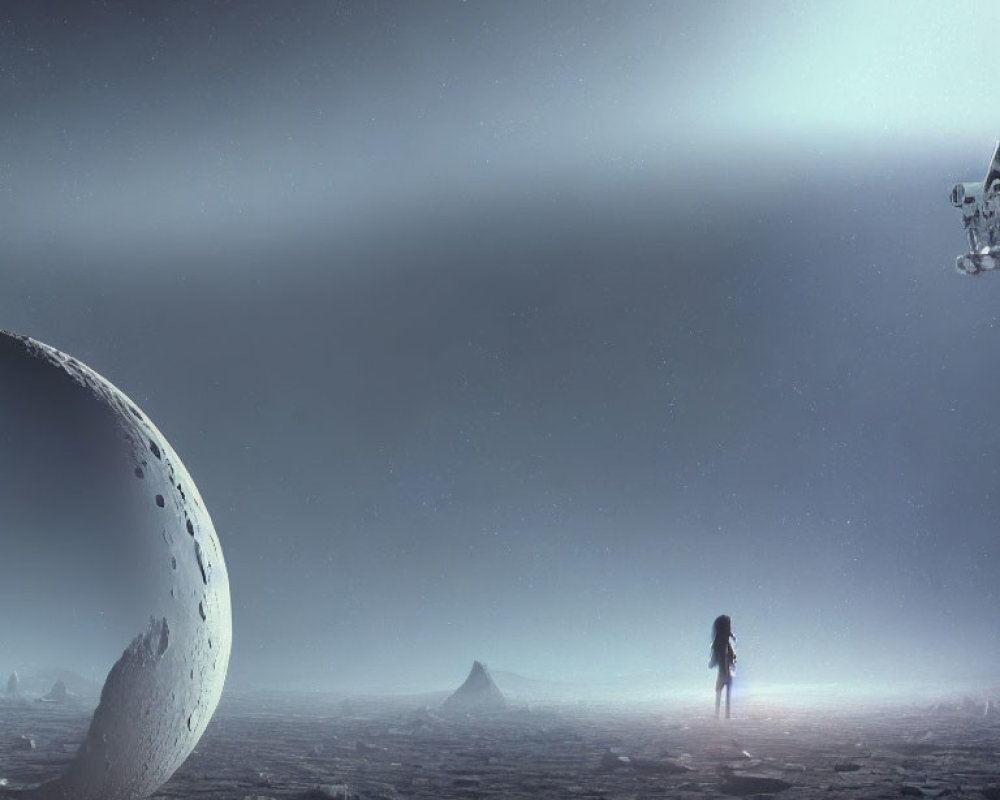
left=951, top=140, right=1000, bottom=275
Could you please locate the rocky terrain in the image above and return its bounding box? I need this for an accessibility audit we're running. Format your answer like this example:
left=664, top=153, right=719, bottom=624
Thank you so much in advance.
left=2, top=691, right=999, bottom=799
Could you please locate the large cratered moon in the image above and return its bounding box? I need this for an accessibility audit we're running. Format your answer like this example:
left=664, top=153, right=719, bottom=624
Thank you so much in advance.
left=0, top=331, right=231, bottom=800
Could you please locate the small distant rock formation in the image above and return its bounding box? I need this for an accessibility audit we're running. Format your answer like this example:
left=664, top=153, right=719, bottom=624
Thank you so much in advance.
left=442, top=660, right=506, bottom=715
left=6, top=671, right=18, bottom=696
left=42, top=679, right=68, bottom=703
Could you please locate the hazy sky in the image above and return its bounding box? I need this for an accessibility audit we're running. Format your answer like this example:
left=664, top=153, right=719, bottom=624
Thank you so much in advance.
left=3, top=1, right=1000, bottom=696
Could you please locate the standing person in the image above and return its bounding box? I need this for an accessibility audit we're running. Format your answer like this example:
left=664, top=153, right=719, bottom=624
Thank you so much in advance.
left=709, top=614, right=737, bottom=719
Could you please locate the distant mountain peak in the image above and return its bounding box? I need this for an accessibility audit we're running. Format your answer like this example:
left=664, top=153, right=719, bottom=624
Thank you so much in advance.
left=442, top=660, right=506, bottom=714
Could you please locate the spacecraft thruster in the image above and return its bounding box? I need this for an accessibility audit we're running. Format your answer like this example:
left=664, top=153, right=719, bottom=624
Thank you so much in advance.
left=951, top=140, right=1000, bottom=275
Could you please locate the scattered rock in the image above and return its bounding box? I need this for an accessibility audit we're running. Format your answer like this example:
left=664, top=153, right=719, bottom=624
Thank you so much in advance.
left=634, top=758, right=691, bottom=775
left=599, top=749, right=632, bottom=770
left=402, top=706, right=444, bottom=731
left=12, top=734, right=35, bottom=750
left=301, top=785, right=350, bottom=799
left=834, top=762, right=862, bottom=772
left=900, top=786, right=924, bottom=797
left=718, top=774, right=793, bottom=795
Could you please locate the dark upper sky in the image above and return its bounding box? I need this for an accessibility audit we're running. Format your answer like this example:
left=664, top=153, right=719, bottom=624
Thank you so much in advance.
left=3, top=1, right=1000, bottom=696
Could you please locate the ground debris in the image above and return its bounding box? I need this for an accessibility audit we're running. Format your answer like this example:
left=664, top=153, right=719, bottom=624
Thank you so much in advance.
left=13, top=693, right=984, bottom=800
left=718, top=774, right=793, bottom=795
left=598, top=749, right=631, bottom=770
left=299, top=784, right=351, bottom=799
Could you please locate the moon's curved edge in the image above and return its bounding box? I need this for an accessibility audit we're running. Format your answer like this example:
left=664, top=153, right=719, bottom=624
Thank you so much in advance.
left=0, top=331, right=232, bottom=800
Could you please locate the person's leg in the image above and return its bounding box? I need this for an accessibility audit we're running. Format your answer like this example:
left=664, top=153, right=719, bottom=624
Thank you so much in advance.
left=725, top=680, right=731, bottom=719
left=715, top=671, right=724, bottom=718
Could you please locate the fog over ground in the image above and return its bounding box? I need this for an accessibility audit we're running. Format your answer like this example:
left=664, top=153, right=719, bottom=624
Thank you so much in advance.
left=2, top=1, right=999, bottom=699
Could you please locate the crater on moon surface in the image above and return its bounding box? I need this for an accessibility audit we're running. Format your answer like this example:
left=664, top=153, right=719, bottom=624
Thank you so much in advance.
left=0, top=331, right=231, bottom=800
